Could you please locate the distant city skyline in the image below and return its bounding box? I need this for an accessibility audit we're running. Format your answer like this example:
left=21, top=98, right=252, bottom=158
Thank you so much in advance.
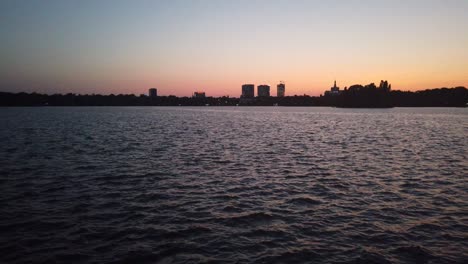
left=1, top=0, right=467, bottom=97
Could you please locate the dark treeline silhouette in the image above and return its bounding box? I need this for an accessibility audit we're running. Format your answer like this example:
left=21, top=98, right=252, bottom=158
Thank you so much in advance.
left=331, top=82, right=467, bottom=108
left=0, top=86, right=466, bottom=107
left=334, top=81, right=393, bottom=108
left=241, top=95, right=327, bottom=106
left=390, top=87, right=467, bottom=107
left=0, top=93, right=238, bottom=106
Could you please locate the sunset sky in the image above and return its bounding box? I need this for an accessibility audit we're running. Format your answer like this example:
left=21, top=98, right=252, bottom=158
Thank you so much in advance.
left=1, top=0, right=467, bottom=97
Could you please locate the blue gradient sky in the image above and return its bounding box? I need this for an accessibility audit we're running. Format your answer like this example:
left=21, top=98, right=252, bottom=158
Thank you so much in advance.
left=1, top=0, right=467, bottom=96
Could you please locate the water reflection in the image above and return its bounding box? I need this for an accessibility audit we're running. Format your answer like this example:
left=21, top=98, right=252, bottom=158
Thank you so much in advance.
left=0, top=107, right=466, bottom=263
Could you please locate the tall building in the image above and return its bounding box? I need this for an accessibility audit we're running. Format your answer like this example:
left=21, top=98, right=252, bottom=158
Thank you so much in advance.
left=331, top=80, right=340, bottom=93
left=257, top=85, right=270, bottom=97
left=241, top=84, right=255, bottom=98
left=149, top=88, right=157, bottom=98
left=324, top=80, right=341, bottom=96
left=277, top=82, right=285, bottom=97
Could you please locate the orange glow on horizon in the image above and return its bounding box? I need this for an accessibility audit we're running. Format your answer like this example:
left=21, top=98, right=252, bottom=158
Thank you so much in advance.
left=1, top=1, right=467, bottom=96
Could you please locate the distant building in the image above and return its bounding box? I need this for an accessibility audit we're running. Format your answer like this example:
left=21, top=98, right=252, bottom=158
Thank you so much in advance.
left=325, top=80, right=341, bottom=96
left=257, top=85, right=270, bottom=97
left=149, top=88, right=157, bottom=98
left=193, top=91, right=206, bottom=98
left=331, top=80, right=340, bottom=94
left=277, top=82, right=285, bottom=97
left=241, top=84, right=255, bottom=98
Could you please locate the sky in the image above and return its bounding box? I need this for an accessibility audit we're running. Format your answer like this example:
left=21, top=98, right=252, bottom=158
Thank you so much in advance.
left=0, top=0, right=467, bottom=97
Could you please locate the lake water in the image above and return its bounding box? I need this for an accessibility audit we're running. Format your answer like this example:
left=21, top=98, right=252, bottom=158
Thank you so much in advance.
left=1, top=107, right=467, bottom=263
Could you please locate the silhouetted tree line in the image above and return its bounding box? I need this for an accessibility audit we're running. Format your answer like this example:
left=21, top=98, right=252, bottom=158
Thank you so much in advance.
left=0, top=86, right=466, bottom=107
left=0, top=93, right=238, bottom=106
left=334, top=81, right=393, bottom=108
left=331, top=82, right=466, bottom=107
left=243, top=95, right=326, bottom=106
left=390, top=87, right=467, bottom=107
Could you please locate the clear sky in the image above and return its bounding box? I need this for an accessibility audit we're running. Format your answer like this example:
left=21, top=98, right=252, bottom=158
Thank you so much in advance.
left=1, top=0, right=467, bottom=96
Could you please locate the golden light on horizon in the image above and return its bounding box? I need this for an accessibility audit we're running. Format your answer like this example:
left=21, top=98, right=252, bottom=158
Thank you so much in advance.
left=0, top=1, right=467, bottom=96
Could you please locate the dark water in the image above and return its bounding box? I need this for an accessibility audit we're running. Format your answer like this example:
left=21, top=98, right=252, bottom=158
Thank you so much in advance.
left=1, top=107, right=467, bottom=264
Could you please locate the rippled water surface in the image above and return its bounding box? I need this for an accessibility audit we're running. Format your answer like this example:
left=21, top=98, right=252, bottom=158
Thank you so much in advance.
left=1, top=107, right=467, bottom=263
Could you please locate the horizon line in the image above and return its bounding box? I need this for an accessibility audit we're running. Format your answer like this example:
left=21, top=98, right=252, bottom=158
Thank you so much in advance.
left=1, top=85, right=467, bottom=98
